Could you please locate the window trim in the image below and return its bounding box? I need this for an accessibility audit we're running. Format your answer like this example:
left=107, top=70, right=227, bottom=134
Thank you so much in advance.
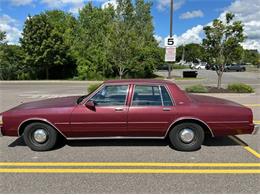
left=160, top=85, right=175, bottom=106
left=83, top=84, right=130, bottom=107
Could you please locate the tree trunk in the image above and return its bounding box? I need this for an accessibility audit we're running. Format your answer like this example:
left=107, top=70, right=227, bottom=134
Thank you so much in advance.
left=217, top=71, right=223, bottom=89
left=119, top=66, right=124, bottom=80
left=217, top=75, right=221, bottom=89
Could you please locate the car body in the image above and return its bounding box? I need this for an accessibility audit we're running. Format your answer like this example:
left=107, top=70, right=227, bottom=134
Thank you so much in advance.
left=224, top=64, right=246, bottom=72
left=206, top=64, right=218, bottom=71
left=0, top=79, right=257, bottom=151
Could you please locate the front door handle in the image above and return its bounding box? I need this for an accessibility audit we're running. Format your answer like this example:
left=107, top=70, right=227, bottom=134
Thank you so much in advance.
left=163, top=108, right=171, bottom=111
left=115, top=108, right=124, bottom=111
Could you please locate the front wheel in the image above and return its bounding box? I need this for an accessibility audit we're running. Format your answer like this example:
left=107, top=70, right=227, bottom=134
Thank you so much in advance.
left=23, top=122, right=58, bottom=151
left=168, top=122, right=204, bottom=151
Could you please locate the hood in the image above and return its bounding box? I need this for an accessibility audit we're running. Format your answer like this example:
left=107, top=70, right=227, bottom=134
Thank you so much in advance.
left=8, top=96, right=80, bottom=111
left=188, top=94, right=243, bottom=107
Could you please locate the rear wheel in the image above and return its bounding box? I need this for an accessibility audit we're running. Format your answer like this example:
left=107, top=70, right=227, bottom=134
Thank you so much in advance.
left=23, top=122, right=58, bottom=151
left=168, top=122, right=204, bottom=151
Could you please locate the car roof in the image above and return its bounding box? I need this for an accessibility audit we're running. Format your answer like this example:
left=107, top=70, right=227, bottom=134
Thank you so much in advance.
left=104, top=79, right=174, bottom=85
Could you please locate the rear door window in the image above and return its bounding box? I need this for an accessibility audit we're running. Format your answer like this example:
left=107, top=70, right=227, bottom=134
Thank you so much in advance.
left=132, top=85, right=162, bottom=106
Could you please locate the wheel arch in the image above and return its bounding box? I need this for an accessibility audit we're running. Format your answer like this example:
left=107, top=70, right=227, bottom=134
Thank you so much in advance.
left=165, top=118, right=214, bottom=138
left=18, top=118, right=66, bottom=138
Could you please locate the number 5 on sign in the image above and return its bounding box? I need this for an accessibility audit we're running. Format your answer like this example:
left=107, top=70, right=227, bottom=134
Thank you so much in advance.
left=165, top=36, right=175, bottom=47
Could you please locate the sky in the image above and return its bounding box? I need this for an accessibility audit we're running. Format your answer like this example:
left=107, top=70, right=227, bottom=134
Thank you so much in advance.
left=0, top=0, right=260, bottom=51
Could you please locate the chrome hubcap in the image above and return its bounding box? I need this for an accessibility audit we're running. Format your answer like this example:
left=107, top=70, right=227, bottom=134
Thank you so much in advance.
left=179, top=128, right=195, bottom=143
left=33, top=129, right=47, bottom=143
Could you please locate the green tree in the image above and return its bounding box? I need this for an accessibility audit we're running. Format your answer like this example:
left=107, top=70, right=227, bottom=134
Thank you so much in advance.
left=0, top=30, right=6, bottom=44
left=20, top=11, right=76, bottom=79
left=243, top=49, right=259, bottom=65
left=203, top=13, right=246, bottom=88
left=176, top=43, right=206, bottom=62
left=72, top=3, right=115, bottom=80
left=0, top=44, right=26, bottom=80
left=108, top=0, right=162, bottom=79
left=132, top=0, right=162, bottom=78
left=0, top=30, right=26, bottom=80
left=71, top=0, right=162, bottom=80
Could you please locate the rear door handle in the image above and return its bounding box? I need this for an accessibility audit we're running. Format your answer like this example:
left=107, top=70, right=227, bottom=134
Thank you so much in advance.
left=115, top=108, right=124, bottom=111
left=163, top=108, right=171, bottom=111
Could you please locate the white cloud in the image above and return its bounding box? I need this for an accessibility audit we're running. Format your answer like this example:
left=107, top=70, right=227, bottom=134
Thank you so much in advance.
left=40, top=0, right=113, bottom=14
left=166, top=0, right=260, bottom=51
left=225, top=0, right=260, bottom=51
left=157, top=0, right=185, bottom=11
left=154, top=34, right=164, bottom=47
left=180, top=10, right=204, bottom=20
left=174, top=25, right=204, bottom=46
left=101, top=0, right=117, bottom=9
left=0, top=15, right=21, bottom=44
left=41, top=0, right=84, bottom=9
left=9, top=0, right=34, bottom=6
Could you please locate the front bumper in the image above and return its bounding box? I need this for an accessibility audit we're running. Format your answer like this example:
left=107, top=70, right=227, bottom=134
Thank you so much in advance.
left=252, top=125, right=259, bottom=135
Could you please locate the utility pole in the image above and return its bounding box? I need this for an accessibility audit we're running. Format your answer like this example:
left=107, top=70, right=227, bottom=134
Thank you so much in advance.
left=170, top=0, right=173, bottom=37
left=165, top=0, right=176, bottom=78
left=168, top=0, right=174, bottom=78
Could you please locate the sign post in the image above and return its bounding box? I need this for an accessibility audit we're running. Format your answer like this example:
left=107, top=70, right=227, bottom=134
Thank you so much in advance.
left=165, top=0, right=175, bottom=78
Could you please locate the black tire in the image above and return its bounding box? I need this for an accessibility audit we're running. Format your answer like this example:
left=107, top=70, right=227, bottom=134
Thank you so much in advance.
left=23, top=122, right=58, bottom=151
left=168, top=122, right=204, bottom=151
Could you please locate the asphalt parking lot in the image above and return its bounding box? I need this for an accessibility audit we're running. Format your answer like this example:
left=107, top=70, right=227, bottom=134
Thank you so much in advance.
left=0, top=70, right=259, bottom=193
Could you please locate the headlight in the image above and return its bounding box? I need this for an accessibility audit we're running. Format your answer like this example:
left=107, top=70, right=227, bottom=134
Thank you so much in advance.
left=0, top=115, right=2, bottom=125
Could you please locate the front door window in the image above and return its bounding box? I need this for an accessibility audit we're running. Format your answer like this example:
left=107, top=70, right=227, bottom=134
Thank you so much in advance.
left=90, top=85, right=128, bottom=106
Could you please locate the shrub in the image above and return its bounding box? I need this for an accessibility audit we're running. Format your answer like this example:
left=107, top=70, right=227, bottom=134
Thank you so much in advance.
left=227, top=83, right=254, bottom=93
left=87, top=83, right=102, bottom=93
left=172, top=64, right=187, bottom=69
left=185, top=85, right=208, bottom=93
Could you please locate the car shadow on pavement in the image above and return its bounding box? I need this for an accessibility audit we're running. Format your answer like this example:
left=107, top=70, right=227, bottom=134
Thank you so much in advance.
left=8, top=136, right=240, bottom=150
left=203, top=136, right=240, bottom=147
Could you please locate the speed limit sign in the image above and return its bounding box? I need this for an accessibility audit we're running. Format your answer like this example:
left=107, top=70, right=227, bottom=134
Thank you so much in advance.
left=165, top=36, right=175, bottom=47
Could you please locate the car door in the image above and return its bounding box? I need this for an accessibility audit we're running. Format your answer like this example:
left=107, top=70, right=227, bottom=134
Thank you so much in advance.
left=230, top=64, right=237, bottom=71
left=127, top=84, right=175, bottom=137
left=69, top=84, right=129, bottom=138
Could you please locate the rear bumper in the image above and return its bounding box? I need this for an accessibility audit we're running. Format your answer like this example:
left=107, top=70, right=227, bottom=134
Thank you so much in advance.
left=252, top=125, right=259, bottom=135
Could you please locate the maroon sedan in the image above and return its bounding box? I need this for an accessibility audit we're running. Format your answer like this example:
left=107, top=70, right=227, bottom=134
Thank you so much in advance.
left=0, top=79, right=257, bottom=151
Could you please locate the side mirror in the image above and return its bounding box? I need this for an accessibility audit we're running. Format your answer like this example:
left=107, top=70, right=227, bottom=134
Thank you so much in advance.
left=85, top=101, right=96, bottom=111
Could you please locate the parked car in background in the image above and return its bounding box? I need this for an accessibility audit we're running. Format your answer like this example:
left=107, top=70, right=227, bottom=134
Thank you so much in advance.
left=194, top=62, right=207, bottom=70
left=224, top=64, right=246, bottom=72
left=0, top=79, right=257, bottom=151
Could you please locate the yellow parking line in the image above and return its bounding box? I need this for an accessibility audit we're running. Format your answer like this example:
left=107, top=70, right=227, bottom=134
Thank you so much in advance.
left=229, top=136, right=260, bottom=159
left=254, top=120, right=260, bottom=124
left=244, top=104, right=260, bottom=107
left=0, top=168, right=259, bottom=174
left=244, top=147, right=260, bottom=159
left=0, top=162, right=259, bottom=167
